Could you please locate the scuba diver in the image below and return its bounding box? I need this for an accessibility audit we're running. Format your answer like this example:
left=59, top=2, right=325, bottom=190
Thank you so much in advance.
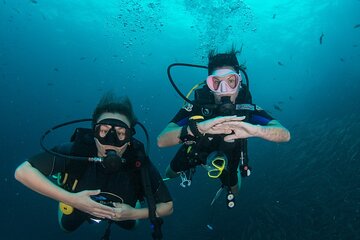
left=157, top=46, right=290, bottom=200
left=15, top=92, right=173, bottom=240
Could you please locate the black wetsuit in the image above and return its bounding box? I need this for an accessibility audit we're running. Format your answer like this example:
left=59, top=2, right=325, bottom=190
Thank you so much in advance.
left=169, top=100, right=274, bottom=187
left=28, top=137, right=172, bottom=232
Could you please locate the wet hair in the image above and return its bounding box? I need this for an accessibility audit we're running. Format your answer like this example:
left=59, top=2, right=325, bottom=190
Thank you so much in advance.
left=208, top=45, right=241, bottom=75
left=92, top=92, right=137, bottom=128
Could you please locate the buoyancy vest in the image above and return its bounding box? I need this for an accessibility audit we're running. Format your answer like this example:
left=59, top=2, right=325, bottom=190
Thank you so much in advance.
left=189, top=85, right=255, bottom=178
left=56, top=127, right=164, bottom=239
left=56, top=128, right=144, bottom=199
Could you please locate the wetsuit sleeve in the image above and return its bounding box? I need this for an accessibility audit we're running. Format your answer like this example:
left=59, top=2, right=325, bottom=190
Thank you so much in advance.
left=27, top=143, right=70, bottom=176
left=248, top=106, right=275, bottom=126
left=170, top=104, right=197, bottom=126
left=147, top=160, right=172, bottom=203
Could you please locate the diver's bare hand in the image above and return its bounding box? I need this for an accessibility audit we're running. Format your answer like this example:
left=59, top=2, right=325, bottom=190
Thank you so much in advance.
left=67, top=190, right=116, bottom=219
left=197, top=116, right=245, bottom=135
left=111, top=203, right=135, bottom=221
left=213, top=121, right=259, bottom=141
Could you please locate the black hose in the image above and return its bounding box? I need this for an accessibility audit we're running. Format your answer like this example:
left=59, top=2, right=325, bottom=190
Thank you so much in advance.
left=167, top=63, right=208, bottom=106
left=40, top=118, right=92, bottom=161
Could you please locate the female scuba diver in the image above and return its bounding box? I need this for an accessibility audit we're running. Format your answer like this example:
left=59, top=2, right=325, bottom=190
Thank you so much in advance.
left=15, top=92, right=173, bottom=240
left=157, top=47, right=290, bottom=199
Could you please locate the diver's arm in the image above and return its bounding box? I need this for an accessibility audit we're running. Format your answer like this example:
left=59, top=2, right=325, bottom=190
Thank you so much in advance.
left=221, top=119, right=290, bottom=142
left=15, top=161, right=116, bottom=219
left=256, top=120, right=291, bottom=142
left=15, top=161, right=75, bottom=201
left=133, top=201, right=173, bottom=219
left=113, top=201, right=173, bottom=221
left=157, top=122, right=184, bottom=147
left=157, top=116, right=246, bottom=147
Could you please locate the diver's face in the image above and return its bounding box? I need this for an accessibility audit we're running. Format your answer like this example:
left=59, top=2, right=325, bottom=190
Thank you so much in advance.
left=212, top=74, right=238, bottom=90
left=94, top=113, right=131, bottom=157
left=210, top=66, right=240, bottom=103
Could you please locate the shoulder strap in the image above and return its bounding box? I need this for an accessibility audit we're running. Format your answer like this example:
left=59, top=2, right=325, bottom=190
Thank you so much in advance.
left=236, top=84, right=252, bottom=104
left=140, top=161, right=163, bottom=240
left=70, top=128, right=97, bottom=157
left=57, top=128, right=95, bottom=188
left=132, top=143, right=163, bottom=240
left=194, top=86, right=214, bottom=105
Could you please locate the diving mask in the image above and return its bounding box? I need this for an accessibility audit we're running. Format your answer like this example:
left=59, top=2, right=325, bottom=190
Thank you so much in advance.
left=206, top=68, right=241, bottom=95
left=94, top=118, right=132, bottom=147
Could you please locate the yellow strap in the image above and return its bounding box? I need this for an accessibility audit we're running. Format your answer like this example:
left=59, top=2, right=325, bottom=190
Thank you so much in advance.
left=58, top=172, right=78, bottom=191
left=186, top=146, right=192, bottom=154
left=190, top=115, right=204, bottom=120
left=61, top=173, right=68, bottom=185
left=71, top=179, right=78, bottom=191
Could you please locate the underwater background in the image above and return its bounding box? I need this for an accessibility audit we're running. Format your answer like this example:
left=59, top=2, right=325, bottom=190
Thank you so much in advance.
left=1, top=0, right=359, bottom=239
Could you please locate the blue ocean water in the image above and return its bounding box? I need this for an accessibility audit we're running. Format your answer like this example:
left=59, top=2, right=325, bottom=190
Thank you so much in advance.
left=1, top=0, right=359, bottom=239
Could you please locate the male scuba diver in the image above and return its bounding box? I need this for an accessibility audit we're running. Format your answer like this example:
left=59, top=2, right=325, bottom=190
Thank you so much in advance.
left=15, top=92, right=173, bottom=240
left=157, top=47, right=290, bottom=199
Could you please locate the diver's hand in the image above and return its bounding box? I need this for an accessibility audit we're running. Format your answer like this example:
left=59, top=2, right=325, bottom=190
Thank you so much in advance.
left=197, top=116, right=245, bottom=135
left=111, top=203, right=135, bottom=221
left=68, top=190, right=116, bottom=219
left=214, top=121, right=259, bottom=141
